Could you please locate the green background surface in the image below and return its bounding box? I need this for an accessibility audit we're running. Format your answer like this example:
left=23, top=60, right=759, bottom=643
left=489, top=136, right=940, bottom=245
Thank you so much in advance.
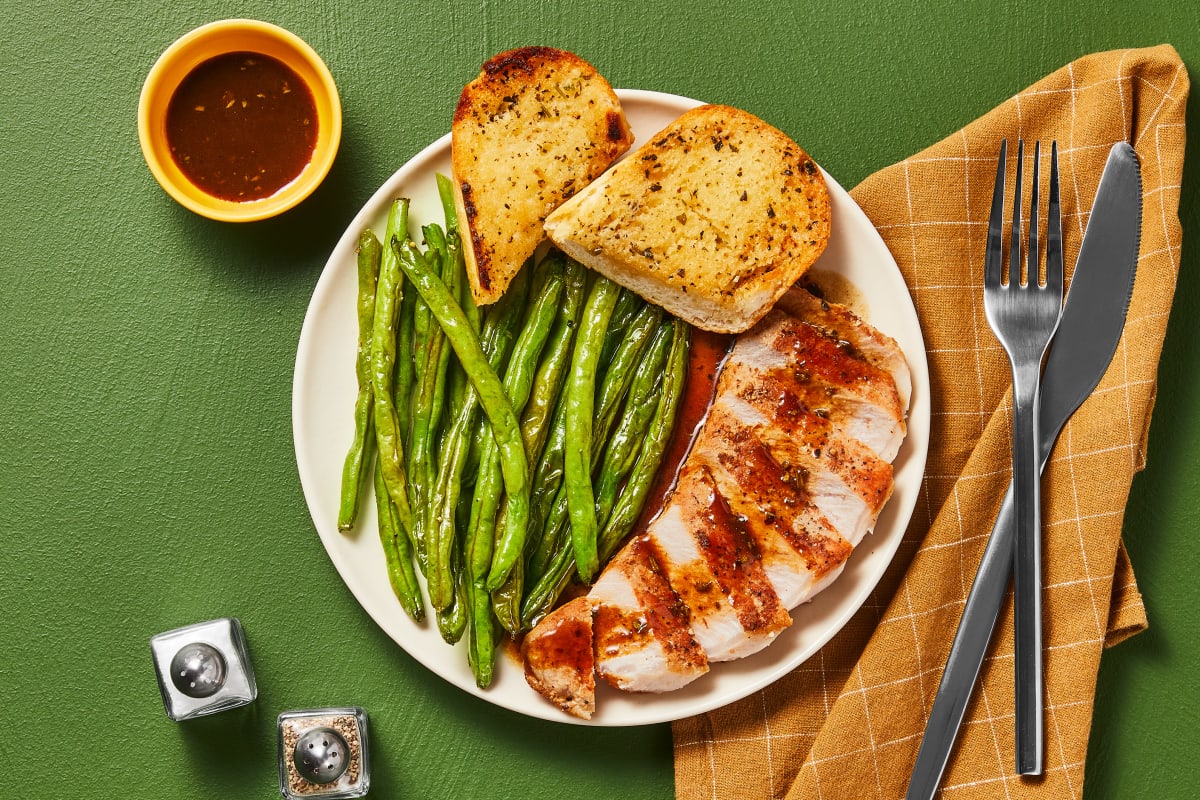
left=2, top=1, right=1196, bottom=798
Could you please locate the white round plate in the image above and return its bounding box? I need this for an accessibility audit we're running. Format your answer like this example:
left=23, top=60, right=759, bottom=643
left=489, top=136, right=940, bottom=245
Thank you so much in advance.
left=293, top=89, right=931, bottom=726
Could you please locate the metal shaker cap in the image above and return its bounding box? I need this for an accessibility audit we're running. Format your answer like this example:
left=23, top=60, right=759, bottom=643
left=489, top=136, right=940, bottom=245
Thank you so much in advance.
left=293, top=726, right=350, bottom=784
left=169, top=642, right=227, bottom=698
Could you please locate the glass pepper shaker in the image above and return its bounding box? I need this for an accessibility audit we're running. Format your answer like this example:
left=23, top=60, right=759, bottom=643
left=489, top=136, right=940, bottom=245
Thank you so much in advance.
left=150, top=617, right=257, bottom=721
left=277, top=707, right=370, bottom=799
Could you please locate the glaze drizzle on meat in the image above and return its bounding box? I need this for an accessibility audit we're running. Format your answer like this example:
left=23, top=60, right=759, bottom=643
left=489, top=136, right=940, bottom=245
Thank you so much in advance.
left=521, top=287, right=910, bottom=718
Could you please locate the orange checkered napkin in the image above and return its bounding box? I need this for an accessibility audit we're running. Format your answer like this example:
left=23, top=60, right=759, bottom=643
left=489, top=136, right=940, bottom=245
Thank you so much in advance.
left=674, top=45, right=1188, bottom=800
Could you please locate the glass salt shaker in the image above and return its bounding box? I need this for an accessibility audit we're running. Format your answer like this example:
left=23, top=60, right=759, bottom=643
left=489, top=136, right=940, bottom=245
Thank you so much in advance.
left=150, top=617, right=257, bottom=721
left=277, top=707, right=371, bottom=799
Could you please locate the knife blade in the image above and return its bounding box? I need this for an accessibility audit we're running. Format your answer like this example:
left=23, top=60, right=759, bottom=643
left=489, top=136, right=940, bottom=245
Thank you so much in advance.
left=905, top=141, right=1142, bottom=800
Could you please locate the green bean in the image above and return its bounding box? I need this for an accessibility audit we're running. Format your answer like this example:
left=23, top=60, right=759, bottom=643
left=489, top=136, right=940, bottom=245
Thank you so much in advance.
left=411, top=237, right=434, bottom=362
left=393, top=235, right=531, bottom=611
left=369, top=200, right=414, bottom=538
left=592, top=303, right=663, bottom=451
left=427, top=222, right=458, bottom=384
left=530, top=483, right=569, bottom=575
left=395, top=259, right=417, bottom=465
left=525, top=400, right=570, bottom=584
left=427, top=406, right=474, bottom=610
left=427, top=267, right=530, bottom=611
left=409, top=249, right=433, bottom=430
left=466, top=576, right=497, bottom=688
left=520, top=520, right=576, bottom=628
left=490, top=509, right=524, bottom=634
left=435, top=172, right=478, bottom=426
left=445, top=236, right=477, bottom=422
left=594, top=320, right=674, bottom=532
left=597, top=287, right=644, bottom=370
left=374, top=199, right=414, bottom=461
left=518, top=255, right=586, bottom=473
left=425, top=223, right=458, bottom=447
left=598, top=318, right=690, bottom=561
left=436, top=174, right=478, bottom=411
left=406, top=222, right=437, bottom=475
left=372, top=458, right=424, bottom=621
left=337, top=229, right=382, bottom=531
left=481, top=267, right=564, bottom=590
left=406, top=232, right=458, bottom=575
left=436, top=173, right=458, bottom=232
left=436, top=562, right=469, bottom=644
left=563, top=277, right=622, bottom=583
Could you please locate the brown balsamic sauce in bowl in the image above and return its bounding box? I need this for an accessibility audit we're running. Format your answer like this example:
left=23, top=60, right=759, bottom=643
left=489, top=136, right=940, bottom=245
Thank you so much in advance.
left=165, top=52, right=317, bottom=202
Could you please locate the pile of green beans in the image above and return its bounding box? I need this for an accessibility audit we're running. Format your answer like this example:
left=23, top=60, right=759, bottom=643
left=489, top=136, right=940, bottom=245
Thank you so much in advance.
left=336, top=176, right=691, bottom=687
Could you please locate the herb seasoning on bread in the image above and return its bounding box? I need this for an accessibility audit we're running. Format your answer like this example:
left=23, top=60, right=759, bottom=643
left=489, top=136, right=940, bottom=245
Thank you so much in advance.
left=543, top=104, right=832, bottom=333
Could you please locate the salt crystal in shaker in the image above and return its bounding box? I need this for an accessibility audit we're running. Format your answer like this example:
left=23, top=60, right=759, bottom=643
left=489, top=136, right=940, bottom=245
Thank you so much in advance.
left=278, top=707, right=370, bottom=799
left=150, top=618, right=257, bottom=721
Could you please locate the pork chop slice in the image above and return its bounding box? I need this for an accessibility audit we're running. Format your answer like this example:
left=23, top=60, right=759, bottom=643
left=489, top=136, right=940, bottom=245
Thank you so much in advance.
left=591, top=535, right=709, bottom=693
left=644, top=464, right=793, bottom=662
left=774, top=287, right=912, bottom=412
left=719, top=352, right=904, bottom=462
left=690, top=405, right=854, bottom=609
left=522, top=596, right=597, bottom=719
left=733, top=307, right=908, bottom=461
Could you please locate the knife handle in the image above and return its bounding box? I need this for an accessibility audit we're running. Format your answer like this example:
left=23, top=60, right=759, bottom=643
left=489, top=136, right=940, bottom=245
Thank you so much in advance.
left=905, top=483, right=1017, bottom=800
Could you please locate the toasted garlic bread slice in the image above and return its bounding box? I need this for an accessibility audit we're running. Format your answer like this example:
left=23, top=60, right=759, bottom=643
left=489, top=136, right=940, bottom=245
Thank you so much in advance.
left=543, top=104, right=831, bottom=333
left=452, top=47, right=633, bottom=305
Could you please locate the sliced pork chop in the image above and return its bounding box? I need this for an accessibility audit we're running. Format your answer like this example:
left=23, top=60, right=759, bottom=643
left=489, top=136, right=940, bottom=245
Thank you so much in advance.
left=742, top=401, right=893, bottom=546
left=719, top=355, right=901, bottom=463
left=590, top=535, right=709, bottom=693
left=775, top=287, right=912, bottom=412
left=714, top=385, right=893, bottom=547
left=522, top=288, right=910, bottom=715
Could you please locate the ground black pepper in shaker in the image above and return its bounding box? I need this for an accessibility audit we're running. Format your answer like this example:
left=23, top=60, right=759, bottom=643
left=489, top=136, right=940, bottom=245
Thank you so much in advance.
left=277, top=707, right=370, bottom=799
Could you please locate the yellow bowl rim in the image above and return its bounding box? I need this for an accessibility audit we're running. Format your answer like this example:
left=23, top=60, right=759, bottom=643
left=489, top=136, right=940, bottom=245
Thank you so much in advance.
left=137, top=18, right=342, bottom=222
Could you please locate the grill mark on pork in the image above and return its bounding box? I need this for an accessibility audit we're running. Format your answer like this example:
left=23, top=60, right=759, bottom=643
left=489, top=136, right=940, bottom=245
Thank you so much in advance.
left=626, top=536, right=707, bottom=670
left=690, top=465, right=790, bottom=634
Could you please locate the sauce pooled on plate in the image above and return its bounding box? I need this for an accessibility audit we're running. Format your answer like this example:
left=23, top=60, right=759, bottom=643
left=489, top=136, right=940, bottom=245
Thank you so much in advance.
left=166, top=51, right=317, bottom=202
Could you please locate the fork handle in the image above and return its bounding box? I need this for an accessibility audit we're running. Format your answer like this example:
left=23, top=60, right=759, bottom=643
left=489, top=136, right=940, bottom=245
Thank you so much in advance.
left=1011, top=361, right=1045, bottom=776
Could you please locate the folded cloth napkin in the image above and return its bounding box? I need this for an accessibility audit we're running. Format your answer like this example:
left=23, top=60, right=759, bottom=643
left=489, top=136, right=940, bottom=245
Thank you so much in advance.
left=673, top=44, right=1188, bottom=800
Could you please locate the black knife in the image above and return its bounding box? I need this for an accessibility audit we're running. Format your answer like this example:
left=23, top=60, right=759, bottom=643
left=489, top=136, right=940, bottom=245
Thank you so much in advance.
left=905, top=142, right=1143, bottom=800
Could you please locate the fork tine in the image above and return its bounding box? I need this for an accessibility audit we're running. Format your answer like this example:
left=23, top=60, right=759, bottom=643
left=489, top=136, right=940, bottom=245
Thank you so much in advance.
left=1046, top=142, right=1063, bottom=296
left=1027, top=142, right=1041, bottom=285
left=985, top=139, right=1007, bottom=289
left=1010, top=139, right=1024, bottom=285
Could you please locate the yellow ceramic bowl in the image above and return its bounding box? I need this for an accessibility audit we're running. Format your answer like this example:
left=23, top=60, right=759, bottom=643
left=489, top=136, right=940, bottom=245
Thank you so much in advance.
left=138, top=19, right=341, bottom=222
